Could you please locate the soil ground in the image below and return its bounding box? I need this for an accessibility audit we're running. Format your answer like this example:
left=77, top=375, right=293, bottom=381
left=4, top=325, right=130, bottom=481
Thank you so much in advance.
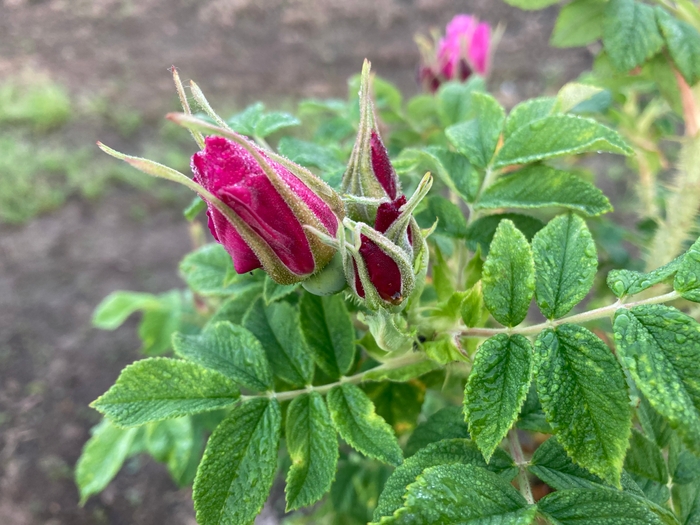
left=0, top=1, right=592, bottom=523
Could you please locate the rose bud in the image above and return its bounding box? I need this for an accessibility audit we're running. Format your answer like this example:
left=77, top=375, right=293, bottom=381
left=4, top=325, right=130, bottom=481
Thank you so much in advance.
left=342, top=60, right=402, bottom=223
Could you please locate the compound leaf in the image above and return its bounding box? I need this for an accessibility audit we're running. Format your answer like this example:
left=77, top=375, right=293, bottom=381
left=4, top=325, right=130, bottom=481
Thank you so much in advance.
left=603, top=0, right=664, bottom=72
left=675, top=237, right=700, bottom=302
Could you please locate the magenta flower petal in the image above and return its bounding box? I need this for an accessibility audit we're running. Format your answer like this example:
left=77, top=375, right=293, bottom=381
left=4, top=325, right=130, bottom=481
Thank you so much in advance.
left=358, top=235, right=403, bottom=304
left=370, top=130, right=398, bottom=200
left=470, top=23, right=491, bottom=75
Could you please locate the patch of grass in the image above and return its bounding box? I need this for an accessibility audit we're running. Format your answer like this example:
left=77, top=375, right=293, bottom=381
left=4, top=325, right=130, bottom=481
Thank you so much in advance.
left=0, top=76, right=72, bottom=132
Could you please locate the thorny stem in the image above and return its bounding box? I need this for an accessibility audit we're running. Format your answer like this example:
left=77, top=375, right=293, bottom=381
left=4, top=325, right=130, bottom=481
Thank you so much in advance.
left=508, top=429, right=534, bottom=505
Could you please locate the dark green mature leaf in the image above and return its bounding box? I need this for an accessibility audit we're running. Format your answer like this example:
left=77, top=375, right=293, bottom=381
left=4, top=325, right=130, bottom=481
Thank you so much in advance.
left=285, top=392, right=338, bottom=511
left=481, top=219, right=535, bottom=327
left=206, top=284, right=263, bottom=327
left=625, top=429, right=669, bottom=485
left=551, top=0, right=606, bottom=48
left=673, top=447, right=700, bottom=485
left=404, top=407, right=469, bottom=457
left=657, top=8, right=700, bottom=85
left=477, top=165, right=612, bottom=217
left=538, top=488, right=665, bottom=525
left=534, top=325, right=631, bottom=486
left=91, top=358, right=240, bottom=427
left=464, top=334, right=533, bottom=461
left=614, top=305, right=700, bottom=455
left=437, top=77, right=486, bottom=126
left=465, top=213, right=545, bottom=255
left=504, top=97, right=556, bottom=139
left=327, top=383, right=402, bottom=466
left=532, top=213, right=598, bottom=319
left=602, top=0, right=664, bottom=72
left=675, top=237, right=700, bottom=302
left=673, top=481, right=700, bottom=525
left=415, top=195, right=468, bottom=238
left=446, top=93, right=505, bottom=168
left=179, top=244, right=247, bottom=296
left=530, top=437, right=608, bottom=491
left=517, top=383, right=552, bottom=433
left=263, top=276, right=299, bottom=304
left=173, top=321, right=273, bottom=392
left=75, top=419, right=139, bottom=504
left=92, top=291, right=159, bottom=330
left=608, top=255, right=683, bottom=298
left=493, top=114, right=632, bottom=169
left=379, top=464, right=536, bottom=525
left=299, top=293, right=355, bottom=378
left=374, top=438, right=517, bottom=522
left=193, top=398, right=281, bottom=525
left=243, top=298, right=314, bottom=387
left=638, top=394, right=675, bottom=449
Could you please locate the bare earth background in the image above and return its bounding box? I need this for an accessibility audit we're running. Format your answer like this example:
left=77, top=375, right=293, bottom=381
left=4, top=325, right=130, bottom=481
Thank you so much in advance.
left=0, top=1, right=592, bottom=523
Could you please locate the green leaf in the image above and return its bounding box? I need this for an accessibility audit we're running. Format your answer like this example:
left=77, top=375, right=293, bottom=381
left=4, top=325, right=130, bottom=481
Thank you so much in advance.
left=363, top=358, right=440, bottom=383
left=92, top=291, right=159, bottom=330
left=179, top=244, right=247, bottom=296
left=193, top=398, right=281, bottom=525
left=625, top=429, right=669, bottom=485
left=673, top=481, right=700, bottom=525
left=285, top=392, right=338, bottom=511
left=529, top=437, right=609, bottom=491
left=465, top=213, right=545, bottom=255
left=263, top=275, right=299, bottom=304
left=404, top=407, right=469, bottom=458
left=299, top=293, right=355, bottom=378
left=477, top=165, right=613, bottom=217
left=374, top=438, right=517, bottom=522
left=608, top=255, right=683, bottom=298
left=517, top=383, right=552, bottom=433
left=365, top=381, right=425, bottom=435
left=206, top=284, right=263, bottom=327
left=481, top=219, right=535, bottom=327
left=75, top=419, right=138, bottom=504
left=446, top=93, right=505, bottom=168
left=145, top=417, right=195, bottom=485
left=400, top=147, right=479, bottom=203
left=613, top=305, right=700, bottom=456
left=675, top=237, right=700, bottom=302
left=461, top=282, right=488, bottom=328
left=437, top=77, right=486, bottom=126
left=254, top=111, right=300, bottom=137
left=504, top=97, right=556, bottom=139
left=657, top=8, right=700, bottom=86
left=551, top=0, right=606, bottom=48
left=277, top=137, right=344, bottom=172
left=602, top=0, right=664, bottom=72
left=532, top=213, right=598, bottom=319
left=226, top=102, right=264, bottom=135
left=243, top=298, right=314, bottom=387
left=538, top=488, right=665, bottom=525
left=415, top=195, right=468, bottom=238
left=493, top=114, right=632, bottom=169
left=183, top=195, right=206, bottom=221
left=502, top=0, right=560, bottom=9
left=173, top=321, right=273, bottom=392
left=556, top=83, right=605, bottom=114
left=91, top=358, right=240, bottom=427
left=137, top=291, right=193, bottom=356
left=534, top=325, right=631, bottom=486
left=379, top=464, right=536, bottom=525
left=464, top=334, right=533, bottom=461
left=327, top=383, right=402, bottom=466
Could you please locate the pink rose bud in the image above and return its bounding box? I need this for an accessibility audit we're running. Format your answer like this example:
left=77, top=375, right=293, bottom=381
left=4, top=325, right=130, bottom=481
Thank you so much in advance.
left=192, top=134, right=344, bottom=285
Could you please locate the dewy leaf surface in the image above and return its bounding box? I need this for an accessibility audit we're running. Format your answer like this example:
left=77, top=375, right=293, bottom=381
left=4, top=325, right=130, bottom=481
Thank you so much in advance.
left=378, top=463, right=536, bottom=525
left=534, top=325, right=631, bottom=486
left=91, top=358, right=240, bottom=427
left=299, top=293, right=355, bottom=378
left=532, top=213, right=598, bottom=319
left=493, top=114, right=632, bottom=169
left=614, top=305, right=700, bottom=455
left=608, top=255, right=683, bottom=298
left=193, top=398, right=281, bottom=525
left=477, top=166, right=612, bottom=217
left=602, top=0, right=664, bottom=72
left=674, top=236, right=700, bottom=302
left=327, top=383, right=402, bottom=466
left=285, top=392, right=338, bottom=511
left=173, top=321, right=273, bottom=392
left=464, top=334, right=533, bottom=462
left=481, top=219, right=535, bottom=327
left=373, top=438, right=517, bottom=521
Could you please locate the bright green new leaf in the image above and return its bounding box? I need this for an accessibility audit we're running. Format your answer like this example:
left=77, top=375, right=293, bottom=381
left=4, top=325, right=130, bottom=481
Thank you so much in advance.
left=532, top=213, right=598, bottom=319
left=179, top=244, right=248, bottom=296
left=373, top=438, right=517, bottom=521
left=193, top=398, right=281, bottom=525
left=464, top=334, right=533, bottom=461
left=675, top=237, right=700, bottom=302
left=327, top=383, right=402, bottom=466
left=285, top=392, right=338, bottom=511
left=551, top=0, right=606, bottom=48
left=602, top=0, right=664, bottom=72
left=538, top=488, right=664, bottom=525
left=481, top=219, right=535, bottom=327
left=173, top=321, right=273, bottom=392
left=614, top=305, right=700, bottom=456
left=465, top=213, right=545, bottom=255
left=243, top=298, right=314, bottom=387
left=477, top=165, right=612, bottom=217
left=263, top=275, right=299, bottom=304
left=461, top=282, right=487, bottom=328
left=183, top=195, right=206, bottom=221
left=75, top=419, right=139, bottom=504
left=299, top=293, right=355, bottom=378
left=556, top=83, right=605, bottom=114
left=446, top=92, right=505, bottom=168
left=91, top=358, right=240, bottom=427
left=534, top=325, right=631, bottom=486
left=608, top=255, right=683, bottom=298
left=494, top=114, right=632, bottom=169
left=379, top=464, right=536, bottom=525
left=92, top=291, right=159, bottom=330
left=136, top=290, right=194, bottom=357
left=404, top=407, right=469, bottom=458
left=529, top=437, right=608, bottom=491
left=504, top=97, right=556, bottom=139
left=625, top=429, right=669, bottom=485
left=145, top=417, right=195, bottom=486
left=657, top=8, right=700, bottom=86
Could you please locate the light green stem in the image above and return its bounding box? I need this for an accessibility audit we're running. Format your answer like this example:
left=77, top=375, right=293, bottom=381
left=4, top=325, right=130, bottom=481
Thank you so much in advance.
left=508, top=429, right=534, bottom=505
